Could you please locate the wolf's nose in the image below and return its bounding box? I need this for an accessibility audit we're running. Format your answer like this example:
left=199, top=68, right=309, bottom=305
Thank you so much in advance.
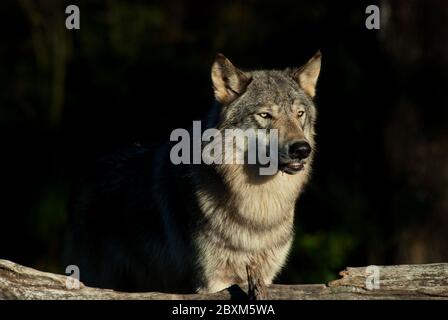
left=289, top=141, right=311, bottom=160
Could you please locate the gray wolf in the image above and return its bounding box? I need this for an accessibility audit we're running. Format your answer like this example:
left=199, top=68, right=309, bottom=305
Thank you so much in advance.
left=64, top=51, right=321, bottom=293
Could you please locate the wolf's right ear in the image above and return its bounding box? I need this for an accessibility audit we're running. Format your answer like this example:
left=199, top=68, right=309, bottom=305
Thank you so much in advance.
left=211, top=54, right=252, bottom=104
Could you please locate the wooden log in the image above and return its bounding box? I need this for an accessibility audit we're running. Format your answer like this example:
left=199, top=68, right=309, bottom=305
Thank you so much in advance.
left=0, top=259, right=447, bottom=300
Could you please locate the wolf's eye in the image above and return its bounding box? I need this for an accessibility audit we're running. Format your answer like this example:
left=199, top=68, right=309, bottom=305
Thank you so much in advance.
left=297, top=111, right=305, bottom=118
left=258, top=112, right=272, bottom=119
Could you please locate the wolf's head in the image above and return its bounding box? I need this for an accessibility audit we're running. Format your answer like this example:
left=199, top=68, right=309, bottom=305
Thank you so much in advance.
left=211, top=52, right=321, bottom=175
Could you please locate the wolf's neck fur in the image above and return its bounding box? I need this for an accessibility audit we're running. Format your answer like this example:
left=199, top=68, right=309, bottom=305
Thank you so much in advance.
left=218, top=164, right=309, bottom=226
left=193, top=162, right=311, bottom=238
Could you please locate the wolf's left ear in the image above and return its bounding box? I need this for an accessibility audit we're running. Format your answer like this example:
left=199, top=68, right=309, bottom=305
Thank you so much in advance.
left=291, top=51, right=322, bottom=98
left=211, top=54, right=252, bottom=104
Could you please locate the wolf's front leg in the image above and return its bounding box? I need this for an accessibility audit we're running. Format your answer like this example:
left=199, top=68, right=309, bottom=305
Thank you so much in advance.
left=246, top=264, right=268, bottom=300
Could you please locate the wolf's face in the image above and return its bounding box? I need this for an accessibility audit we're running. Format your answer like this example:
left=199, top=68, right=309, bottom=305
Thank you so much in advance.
left=211, top=52, right=321, bottom=175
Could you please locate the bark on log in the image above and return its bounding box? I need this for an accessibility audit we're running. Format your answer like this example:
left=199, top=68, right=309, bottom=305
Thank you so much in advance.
left=0, top=259, right=447, bottom=300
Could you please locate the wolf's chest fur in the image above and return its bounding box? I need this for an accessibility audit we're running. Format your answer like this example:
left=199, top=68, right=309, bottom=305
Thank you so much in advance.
left=192, top=164, right=311, bottom=292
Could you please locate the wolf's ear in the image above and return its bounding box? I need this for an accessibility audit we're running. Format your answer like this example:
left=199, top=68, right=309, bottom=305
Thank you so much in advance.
left=292, top=51, right=321, bottom=98
left=211, top=54, right=252, bottom=104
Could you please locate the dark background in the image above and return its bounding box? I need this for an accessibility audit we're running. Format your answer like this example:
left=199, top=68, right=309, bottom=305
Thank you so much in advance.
left=0, top=0, right=447, bottom=284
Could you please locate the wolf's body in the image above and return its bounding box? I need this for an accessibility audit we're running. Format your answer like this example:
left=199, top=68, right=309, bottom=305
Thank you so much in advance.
left=64, top=52, right=321, bottom=293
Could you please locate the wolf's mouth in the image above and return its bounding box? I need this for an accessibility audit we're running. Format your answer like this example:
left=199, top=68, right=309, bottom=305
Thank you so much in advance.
left=279, top=161, right=306, bottom=175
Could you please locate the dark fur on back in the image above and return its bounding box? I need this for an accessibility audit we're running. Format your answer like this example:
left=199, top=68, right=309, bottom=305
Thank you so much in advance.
left=65, top=144, right=200, bottom=292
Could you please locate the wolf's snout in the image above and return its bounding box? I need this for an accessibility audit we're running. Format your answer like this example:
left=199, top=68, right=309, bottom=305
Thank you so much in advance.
left=288, top=141, right=311, bottom=160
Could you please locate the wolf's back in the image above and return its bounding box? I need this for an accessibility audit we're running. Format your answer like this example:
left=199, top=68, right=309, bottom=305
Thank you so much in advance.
left=63, top=144, right=198, bottom=293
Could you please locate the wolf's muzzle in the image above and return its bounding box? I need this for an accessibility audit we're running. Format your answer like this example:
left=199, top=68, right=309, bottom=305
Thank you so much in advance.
left=277, top=141, right=311, bottom=175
